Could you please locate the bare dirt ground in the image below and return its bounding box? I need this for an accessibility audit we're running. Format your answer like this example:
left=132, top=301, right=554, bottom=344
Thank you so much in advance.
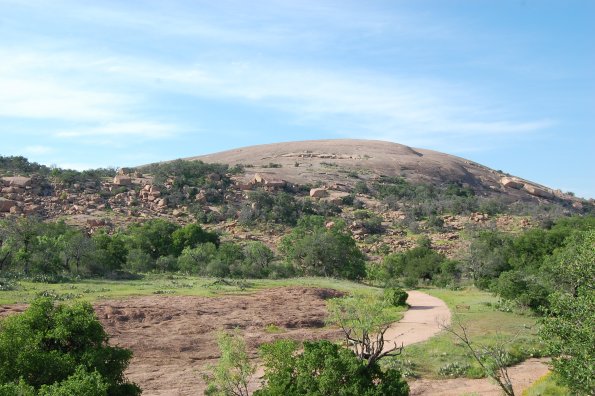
left=94, top=287, right=344, bottom=395
left=0, top=288, right=549, bottom=396
left=409, top=358, right=550, bottom=396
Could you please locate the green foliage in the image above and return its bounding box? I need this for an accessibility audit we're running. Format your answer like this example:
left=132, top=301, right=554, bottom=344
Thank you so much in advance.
left=539, top=230, right=595, bottom=395
left=92, top=232, right=128, bottom=274
left=172, top=223, right=219, bottom=254
left=204, top=331, right=255, bottom=396
left=279, top=216, right=365, bottom=280
left=0, top=298, right=139, bottom=395
left=143, top=159, right=230, bottom=204
left=255, top=340, right=409, bottom=396
left=375, top=241, right=457, bottom=287
left=384, top=287, right=408, bottom=307
left=522, top=373, right=571, bottom=396
left=125, top=219, right=180, bottom=260
left=465, top=215, right=594, bottom=312
left=353, top=210, right=384, bottom=234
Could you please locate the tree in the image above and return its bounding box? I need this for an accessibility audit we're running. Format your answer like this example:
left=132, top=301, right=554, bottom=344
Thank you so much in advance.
left=125, top=219, right=180, bottom=260
left=539, top=230, right=594, bottom=395
left=62, top=232, right=96, bottom=274
left=327, top=295, right=403, bottom=367
left=92, top=232, right=128, bottom=274
left=279, top=216, right=365, bottom=280
left=0, top=298, right=140, bottom=395
left=172, top=223, right=219, bottom=255
left=204, top=331, right=256, bottom=396
left=440, top=318, right=516, bottom=396
left=177, top=243, right=218, bottom=275
left=255, top=339, right=408, bottom=396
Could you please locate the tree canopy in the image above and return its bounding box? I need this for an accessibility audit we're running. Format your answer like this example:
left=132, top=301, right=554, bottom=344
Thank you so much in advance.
left=0, top=298, right=140, bottom=395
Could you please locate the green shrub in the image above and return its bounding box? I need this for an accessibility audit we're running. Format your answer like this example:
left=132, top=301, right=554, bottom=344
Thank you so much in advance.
left=383, top=287, right=409, bottom=307
left=255, top=340, right=409, bottom=396
left=0, top=298, right=139, bottom=395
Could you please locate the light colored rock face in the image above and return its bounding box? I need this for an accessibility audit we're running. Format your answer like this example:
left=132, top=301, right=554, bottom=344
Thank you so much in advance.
left=113, top=175, right=132, bottom=186
left=2, top=176, right=32, bottom=188
left=500, top=177, right=524, bottom=190
left=310, top=188, right=329, bottom=198
left=524, top=184, right=553, bottom=199
left=0, top=198, right=17, bottom=212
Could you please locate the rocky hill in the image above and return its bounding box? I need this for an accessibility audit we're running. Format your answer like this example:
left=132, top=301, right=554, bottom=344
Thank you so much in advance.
left=0, top=140, right=589, bottom=254
left=191, top=139, right=576, bottom=203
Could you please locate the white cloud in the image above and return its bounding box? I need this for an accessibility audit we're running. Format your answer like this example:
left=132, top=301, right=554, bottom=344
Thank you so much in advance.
left=23, top=145, right=54, bottom=155
left=55, top=121, right=180, bottom=139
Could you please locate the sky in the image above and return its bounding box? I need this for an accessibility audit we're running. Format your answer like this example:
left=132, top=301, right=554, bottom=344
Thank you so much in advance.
left=1, top=0, right=593, bottom=197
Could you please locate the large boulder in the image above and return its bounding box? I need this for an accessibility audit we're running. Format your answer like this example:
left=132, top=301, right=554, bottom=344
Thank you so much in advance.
left=113, top=175, right=132, bottom=186
left=1, top=176, right=32, bottom=188
left=500, top=177, right=523, bottom=190
left=524, top=184, right=553, bottom=199
left=0, top=198, right=17, bottom=212
left=310, top=188, right=329, bottom=198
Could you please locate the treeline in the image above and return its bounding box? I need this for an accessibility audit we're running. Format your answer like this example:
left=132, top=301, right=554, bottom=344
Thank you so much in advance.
left=0, top=215, right=367, bottom=281
left=0, top=155, right=116, bottom=187
left=464, top=215, right=594, bottom=312
left=367, top=215, right=594, bottom=312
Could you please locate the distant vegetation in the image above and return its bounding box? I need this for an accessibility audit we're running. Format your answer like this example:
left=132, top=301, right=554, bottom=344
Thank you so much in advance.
left=1, top=154, right=594, bottom=394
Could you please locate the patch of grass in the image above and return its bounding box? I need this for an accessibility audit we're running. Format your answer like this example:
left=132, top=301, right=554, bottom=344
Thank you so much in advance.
left=522, top=373, right=571, bottom=396
left=0, top=275, right=387, bottom=304
left=264, top=323, right=284, bottom=334
left=395, top=287, right=544, bottom=379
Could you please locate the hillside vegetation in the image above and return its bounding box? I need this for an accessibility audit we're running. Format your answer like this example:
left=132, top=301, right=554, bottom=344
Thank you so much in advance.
left=1, top=140, right=593, bottom=395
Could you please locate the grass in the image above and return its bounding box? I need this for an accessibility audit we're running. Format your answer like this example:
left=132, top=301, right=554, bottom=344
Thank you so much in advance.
left=522, top=373, right=570, bottom=396
left=0, top=274, right=389, bottom=305
left=388, top=286, right=545, bottom=379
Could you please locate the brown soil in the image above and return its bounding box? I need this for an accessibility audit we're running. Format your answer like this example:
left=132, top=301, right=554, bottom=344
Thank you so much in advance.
left=410, top=358, right=550, bottom=396
left=0, top=288, right=549, bottom=395
left=95, top=287, right=343, bottom=395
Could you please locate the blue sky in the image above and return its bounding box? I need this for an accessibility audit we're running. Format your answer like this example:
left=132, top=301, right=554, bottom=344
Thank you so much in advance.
left=1, top=0, right=593, bottom=197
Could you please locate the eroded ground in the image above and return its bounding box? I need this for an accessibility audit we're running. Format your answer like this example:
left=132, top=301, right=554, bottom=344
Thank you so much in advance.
left=95, top=287, right=343, bottom=395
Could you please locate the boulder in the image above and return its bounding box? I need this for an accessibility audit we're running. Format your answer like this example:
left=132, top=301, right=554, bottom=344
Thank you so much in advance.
left=524, top=184, right=553, bottom=199
left=253, top=173, right=265, bottom=184
left=264, top=179, right=286, bottom=188
left=113, top=175, right=132, bottom=186
left=0, top=198, right=17, bottom=212
left=500, top=177, right=524, bottom=190
left=2, top=176, right=32, bottom=188
left=310, top=188, right=329, bottom=198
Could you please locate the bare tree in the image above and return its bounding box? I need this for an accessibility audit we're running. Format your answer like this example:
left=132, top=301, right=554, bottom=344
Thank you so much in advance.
left=440, top=317, right=516, bottom=396
left=327, top=295, right=403, bottom=367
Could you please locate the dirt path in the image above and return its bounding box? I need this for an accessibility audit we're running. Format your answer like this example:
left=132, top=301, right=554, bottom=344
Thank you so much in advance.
left=410, top=358, right=550, bottom=396
left=383, top=290, right=452, bottom=351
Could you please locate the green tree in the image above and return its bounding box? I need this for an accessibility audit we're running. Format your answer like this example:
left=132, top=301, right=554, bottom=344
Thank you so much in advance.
left=279, top=216, right=365, bottom=280
left=327, top=295, right=403, bottom=367
left=177, top=243, right=218, bottom=274
left=125, top=219, right=180, bottom=259
left=92, top=232, right=128, bottom=274
left=172, top=223, right=219, bottom=255
left=0, top=298, right=139, bottom=395
left=255, top=340, right=408, bottom=396
left=539, top=230, right=595, bottom=395
left=204, top=331, right=255, bottom=396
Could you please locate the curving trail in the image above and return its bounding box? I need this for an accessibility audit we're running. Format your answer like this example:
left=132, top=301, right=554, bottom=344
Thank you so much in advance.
left=409, top=358, right=550, bottom=396
left=383, top=290, right=451, bottom=351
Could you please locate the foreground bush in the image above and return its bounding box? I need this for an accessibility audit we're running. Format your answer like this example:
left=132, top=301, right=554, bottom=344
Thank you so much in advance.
left=255, top=340, right=409, bottom=396
left=0, top=298, right=140, bottom=395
